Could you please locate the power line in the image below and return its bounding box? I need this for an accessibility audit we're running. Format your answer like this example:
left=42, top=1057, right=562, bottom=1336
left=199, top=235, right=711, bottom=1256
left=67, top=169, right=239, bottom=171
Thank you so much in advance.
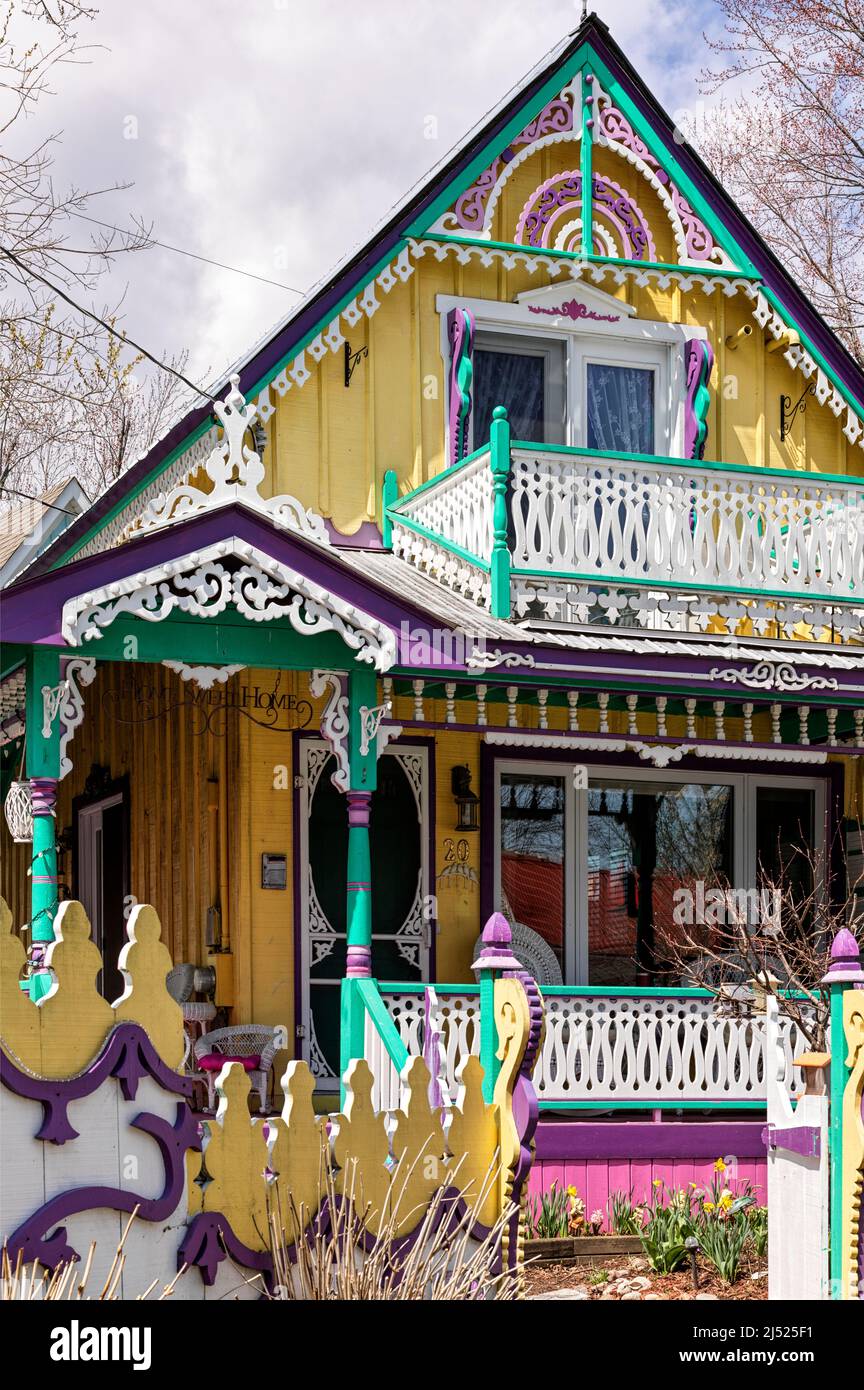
left=70, top=211, right=306, bottom=296
left=0, top=243, right=216, bottom=403
left=0, top=486, right=79, bottom=516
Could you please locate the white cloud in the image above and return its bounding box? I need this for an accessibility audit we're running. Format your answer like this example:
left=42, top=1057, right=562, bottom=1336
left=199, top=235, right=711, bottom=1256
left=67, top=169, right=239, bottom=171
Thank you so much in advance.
left=23, top=0, right=724, bottom=385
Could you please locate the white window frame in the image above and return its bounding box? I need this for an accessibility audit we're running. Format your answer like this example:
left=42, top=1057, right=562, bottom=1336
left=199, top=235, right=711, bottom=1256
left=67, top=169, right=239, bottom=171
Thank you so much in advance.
left=492, top=758, right=826, bottom=984
left=438, top=291, right=701, bottom=458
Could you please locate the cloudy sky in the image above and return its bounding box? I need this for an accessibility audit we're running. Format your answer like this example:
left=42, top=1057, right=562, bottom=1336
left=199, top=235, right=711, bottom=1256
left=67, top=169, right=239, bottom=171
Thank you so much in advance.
left=18, top=0, right=724, bottom=389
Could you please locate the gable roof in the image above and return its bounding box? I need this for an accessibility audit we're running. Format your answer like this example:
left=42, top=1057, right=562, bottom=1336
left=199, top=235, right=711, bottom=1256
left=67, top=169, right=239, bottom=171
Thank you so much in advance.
left=0, top=479, right=88, bottom=588
left=26, top=13, right=864, bottom=576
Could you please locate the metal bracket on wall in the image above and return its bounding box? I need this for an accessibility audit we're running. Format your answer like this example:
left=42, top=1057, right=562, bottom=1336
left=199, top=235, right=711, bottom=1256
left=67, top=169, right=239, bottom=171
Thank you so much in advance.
left=344, top=340, right=369, bottom=387
left=780, top=381, right=816, bottom=441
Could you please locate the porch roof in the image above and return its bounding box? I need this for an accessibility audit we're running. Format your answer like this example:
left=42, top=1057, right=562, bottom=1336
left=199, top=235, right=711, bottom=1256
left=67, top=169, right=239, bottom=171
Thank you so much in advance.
left=2, top=498, right=863, bottom=705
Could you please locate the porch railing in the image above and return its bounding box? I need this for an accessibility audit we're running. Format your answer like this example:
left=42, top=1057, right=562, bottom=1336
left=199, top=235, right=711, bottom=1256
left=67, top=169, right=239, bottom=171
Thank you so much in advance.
left=376, top=982, right=808, bottom=1109
left=383, top=418, right=864, bottom=634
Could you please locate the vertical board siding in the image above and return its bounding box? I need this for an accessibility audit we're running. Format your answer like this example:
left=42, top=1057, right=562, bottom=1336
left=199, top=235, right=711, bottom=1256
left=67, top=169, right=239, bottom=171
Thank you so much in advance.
left=529, top=1154, right=768, bottom=1226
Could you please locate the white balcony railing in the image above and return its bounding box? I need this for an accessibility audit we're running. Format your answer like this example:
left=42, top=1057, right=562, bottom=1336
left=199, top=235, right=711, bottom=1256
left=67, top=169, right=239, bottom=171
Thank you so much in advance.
left=510, top=446, right=864, bottom=605
left=379, top=985, right=807, bottom=1107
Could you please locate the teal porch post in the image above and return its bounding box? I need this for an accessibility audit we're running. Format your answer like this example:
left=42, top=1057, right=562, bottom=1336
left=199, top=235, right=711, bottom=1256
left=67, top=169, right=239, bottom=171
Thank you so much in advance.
left=339, top=666, right=381, bottom=1092
left=489, top=406, right=511, bottom=620
left=822, top=928, right=864, bottom=1297
left=472, top=911, right=523, bottom=1103
left=25, top=647, right=62, bottom=1001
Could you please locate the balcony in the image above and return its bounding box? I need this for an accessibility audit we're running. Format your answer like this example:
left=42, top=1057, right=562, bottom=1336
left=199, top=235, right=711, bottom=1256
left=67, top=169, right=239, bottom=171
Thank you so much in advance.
left=385, top=415, right=864, bottom=641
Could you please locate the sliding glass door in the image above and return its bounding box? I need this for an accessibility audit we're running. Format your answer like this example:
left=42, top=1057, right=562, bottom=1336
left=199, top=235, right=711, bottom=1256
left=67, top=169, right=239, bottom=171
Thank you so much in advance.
left=493, top=761, right=824, bottom=986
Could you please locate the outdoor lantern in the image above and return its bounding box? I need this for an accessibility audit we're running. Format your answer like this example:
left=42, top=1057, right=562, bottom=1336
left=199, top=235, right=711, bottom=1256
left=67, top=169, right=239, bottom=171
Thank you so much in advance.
left=4, top=779, right=33, bottom=844
left=451, top=764, right=479, bottom=832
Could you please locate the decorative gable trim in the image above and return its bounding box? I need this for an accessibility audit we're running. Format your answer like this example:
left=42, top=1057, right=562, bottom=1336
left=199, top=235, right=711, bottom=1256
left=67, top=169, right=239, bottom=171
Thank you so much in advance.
left=60, top=540, right=398, bottom=671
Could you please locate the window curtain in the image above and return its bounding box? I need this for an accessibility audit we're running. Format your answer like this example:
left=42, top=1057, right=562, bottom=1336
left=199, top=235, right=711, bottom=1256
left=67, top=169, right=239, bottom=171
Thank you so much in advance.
left=474, top=349, right=545, bottom=446
left=586, top=363, right=654, bottom=454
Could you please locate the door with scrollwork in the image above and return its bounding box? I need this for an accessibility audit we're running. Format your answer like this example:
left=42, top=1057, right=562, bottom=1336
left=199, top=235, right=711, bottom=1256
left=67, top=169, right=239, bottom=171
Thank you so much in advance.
left=297, top=738, right=429, bottom=1088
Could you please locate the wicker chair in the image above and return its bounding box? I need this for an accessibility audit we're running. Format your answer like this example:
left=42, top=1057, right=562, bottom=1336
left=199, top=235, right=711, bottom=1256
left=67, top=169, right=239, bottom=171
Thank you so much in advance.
left=193, top=1024, right=281, bottom=1113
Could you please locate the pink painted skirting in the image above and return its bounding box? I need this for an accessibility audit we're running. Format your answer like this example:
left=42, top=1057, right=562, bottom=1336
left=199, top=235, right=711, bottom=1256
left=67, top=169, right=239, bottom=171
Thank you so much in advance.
left=528, top=1120, right=767, bottom=1226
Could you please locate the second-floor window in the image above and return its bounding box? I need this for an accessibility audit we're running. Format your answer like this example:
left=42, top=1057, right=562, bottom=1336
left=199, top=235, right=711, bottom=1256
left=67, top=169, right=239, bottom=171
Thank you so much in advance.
left=471, top=329, right=667, bottom=454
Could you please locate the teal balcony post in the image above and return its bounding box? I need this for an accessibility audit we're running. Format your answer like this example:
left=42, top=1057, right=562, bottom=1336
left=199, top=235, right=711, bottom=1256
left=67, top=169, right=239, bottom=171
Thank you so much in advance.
left=489, top=406, right=511, bottom=620
left=339, top=665, right=380, bottom=1097
left=381, top=468, right=398, bottom=549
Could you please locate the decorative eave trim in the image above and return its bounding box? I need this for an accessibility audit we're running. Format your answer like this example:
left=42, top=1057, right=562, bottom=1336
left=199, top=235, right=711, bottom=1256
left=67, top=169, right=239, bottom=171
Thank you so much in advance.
left=60, top=539, right=398, bottom=671
left=483, top=729, right=830, bottom=766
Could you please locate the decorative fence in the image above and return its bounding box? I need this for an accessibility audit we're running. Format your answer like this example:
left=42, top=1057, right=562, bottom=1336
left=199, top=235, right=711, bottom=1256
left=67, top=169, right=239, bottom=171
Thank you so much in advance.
left=386, top=446, right=493, bottom=605
left=379, top=983, right=807, bottom=1108
left=0, top=897, right=541, bottom=1300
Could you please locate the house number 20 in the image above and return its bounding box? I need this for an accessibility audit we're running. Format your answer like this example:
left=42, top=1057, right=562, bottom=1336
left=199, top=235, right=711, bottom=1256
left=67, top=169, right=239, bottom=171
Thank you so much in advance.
left=443, top=838, right=471, bottom=863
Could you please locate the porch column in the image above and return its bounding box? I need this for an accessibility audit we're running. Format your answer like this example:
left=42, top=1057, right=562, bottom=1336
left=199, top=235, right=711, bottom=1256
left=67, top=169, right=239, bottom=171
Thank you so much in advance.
left=345, top=668, right=379, bottom=979
left=25, top=647, right=62, bottom=1001
left=822, top=928, right=864, bottom=1297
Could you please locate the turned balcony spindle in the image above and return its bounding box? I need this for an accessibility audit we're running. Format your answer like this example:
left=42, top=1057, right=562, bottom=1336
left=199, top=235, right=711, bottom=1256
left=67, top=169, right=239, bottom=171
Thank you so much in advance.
left=855, top=709, right=864, bottom=747
left=445, top=682, right=457, bottom=724
left=537, top=688, right=549, bottom=730
left=798, top=705, right=810, bottom=745
left=655, top=695, right=667, bottom=738
left=598, top=691, right=610, bottom=734
left=713, top=700, right=726, bottom=741
left=826, top=708, right=838, bottom=746
left=770, top=703, right=782, bottom=743
left=685, top=698, right=697, bottom=739
left=476, top=684, right=487, bottom=726
left=506, top=686, right=519, bottom=728
left=626, top=692, right=638, bottom=736
left=567, top=690, right=579, bottom=731
left=742, top=702, right=754, bottom=743
left=412, top=679, right=425, bottom=721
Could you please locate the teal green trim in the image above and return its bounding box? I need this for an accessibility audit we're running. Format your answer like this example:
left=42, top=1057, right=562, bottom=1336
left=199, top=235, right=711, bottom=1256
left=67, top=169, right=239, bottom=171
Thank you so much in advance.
left=478, top=968, right=500, bottom=1104
left=378, top=981, right=715, bottom=1000
left=425, top=232, right=759, bottom=281
left=25, top=647, right=61, bottom=959
left=388, top=444, right=492, bottom=508
left=512, top=562, right=863, bottom=609
left=339, top=977, right=366, bottom=1108
left=510, top=438, right=864, bottom=490
left=356, top=978, right=410, bottom=1071
left=381, top=470, right=398, bottom=548
left=64, top=614, right=366, bottom=670
left=489, top=406, right=512, bottom=619
left=385, top=511, right=490, bottom=571
left=828, top=982, right=849, bottom=1299
left=586, top=53, right=758, bottom=279
left=580, top=72, right=593, bottom=257
left=348, top=667, right=378, bottom=791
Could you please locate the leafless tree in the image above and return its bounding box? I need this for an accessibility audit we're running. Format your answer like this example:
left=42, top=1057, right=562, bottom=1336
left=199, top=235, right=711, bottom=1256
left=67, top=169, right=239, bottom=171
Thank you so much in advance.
left=656, top=823, right=864, bottom=1049
left=0, top=2, right=190, bottom=500
left=686, top=0, right=864, bottom=364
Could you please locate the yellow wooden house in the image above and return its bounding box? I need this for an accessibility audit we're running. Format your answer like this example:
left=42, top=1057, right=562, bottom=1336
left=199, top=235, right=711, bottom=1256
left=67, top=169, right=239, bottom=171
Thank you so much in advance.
left=2, top=14, right=862, bottom=1132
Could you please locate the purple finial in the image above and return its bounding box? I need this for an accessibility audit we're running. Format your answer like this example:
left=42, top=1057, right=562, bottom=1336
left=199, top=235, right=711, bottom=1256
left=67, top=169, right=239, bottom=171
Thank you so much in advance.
left=472, top=913, right=522, bottom=974
left=821, top=927, right=864, bottom=985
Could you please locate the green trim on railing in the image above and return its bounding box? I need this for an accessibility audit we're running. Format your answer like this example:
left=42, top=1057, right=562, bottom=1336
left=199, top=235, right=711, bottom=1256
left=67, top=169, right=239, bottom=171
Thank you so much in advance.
left=512, top=562, right=863, bottom=609
left=386, top=443, right=492, bottom=511
left=381, top=469, right=398, bottom=548
left=490, top=406, right=512, bottom=618
left=510, top=439, right=864, bottom=491
left=580, top=70, right=593, bottom=257
left=423, top=233, right=758, bottom=282
left=385, top=511, right=491, bottom=572
left=377, top=981, right=717, bottom=1000
left=356, top=978, right=410, bottom=1073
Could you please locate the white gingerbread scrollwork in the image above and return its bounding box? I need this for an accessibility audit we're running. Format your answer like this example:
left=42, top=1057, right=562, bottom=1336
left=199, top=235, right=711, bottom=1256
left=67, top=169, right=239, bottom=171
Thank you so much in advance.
left=309, top=670, right=350, bottom=792
left=58, top=657, right=97, bottom=780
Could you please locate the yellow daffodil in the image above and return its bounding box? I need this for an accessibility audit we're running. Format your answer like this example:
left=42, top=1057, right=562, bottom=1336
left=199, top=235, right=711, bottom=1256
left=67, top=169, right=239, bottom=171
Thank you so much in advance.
left=714, top=1157, right=727, bottom=1173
